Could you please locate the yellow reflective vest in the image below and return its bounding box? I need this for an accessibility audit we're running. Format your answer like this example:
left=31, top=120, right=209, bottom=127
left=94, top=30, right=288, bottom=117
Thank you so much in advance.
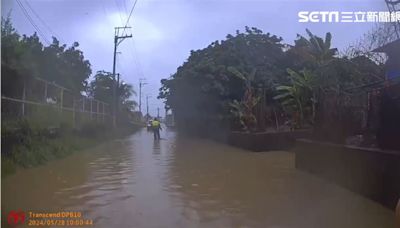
left=151, top=120, right=160, bottom=128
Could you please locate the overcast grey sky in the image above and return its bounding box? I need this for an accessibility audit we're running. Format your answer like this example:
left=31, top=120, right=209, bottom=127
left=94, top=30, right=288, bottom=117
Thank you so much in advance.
left=2, top=0, right=387, bottom=116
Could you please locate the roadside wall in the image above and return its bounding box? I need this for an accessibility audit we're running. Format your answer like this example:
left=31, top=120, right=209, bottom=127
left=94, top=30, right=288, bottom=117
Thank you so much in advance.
left=295, top=139, right=400, bottom=210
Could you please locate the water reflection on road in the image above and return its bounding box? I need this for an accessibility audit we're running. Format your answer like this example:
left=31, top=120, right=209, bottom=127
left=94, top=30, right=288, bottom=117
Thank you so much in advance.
left=2, top=127, right=394, bottom=227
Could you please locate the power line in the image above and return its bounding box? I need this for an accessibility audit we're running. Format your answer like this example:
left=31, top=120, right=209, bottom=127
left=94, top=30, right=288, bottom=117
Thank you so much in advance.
left=16, top=0, right=50, bottom=45
left=130, top=39, right=145, bottom=78
left=15, top=0, right=51, bottom=45
left=118, top=0, right=147, bottom=115
left=122, top=0, right=138, bottom=36
left=110, top=0, right=146, bottom=114
left=119, top=0, right=146, bottom=80
left=23, top=0, right=63, bottom=43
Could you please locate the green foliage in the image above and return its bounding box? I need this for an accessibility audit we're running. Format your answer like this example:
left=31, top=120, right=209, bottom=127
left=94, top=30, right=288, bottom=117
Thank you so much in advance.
left=229, top=96, right=259, bottom=131
left=88, top=71, right=137, bottom=124
left=1, top=119, right=135, bottom=177
left=1, top=158, right=16, bottom=178
left=79, top=121, right=108, bottom=138
left=1, top=16, right=92, bottom=97
left=1, top=120, right=62, bottom=170
left=160, top=27, right=383, bottom=134
left=88, top=71, right=136, bottom=110
left=274, top=29, right=383, bottom=132
left=0, top=17, right=141, bottom=177
left=227, top=67, right=260, bottom=131
left=294, top=29, right=338, bottom=66
left=159, top=27, right=286, bottom=132
left=274, top=69, right=317, bottom=127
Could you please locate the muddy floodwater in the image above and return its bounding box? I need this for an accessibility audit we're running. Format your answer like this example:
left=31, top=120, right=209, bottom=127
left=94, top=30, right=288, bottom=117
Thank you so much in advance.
left=2, top=127, right=395, bottom=227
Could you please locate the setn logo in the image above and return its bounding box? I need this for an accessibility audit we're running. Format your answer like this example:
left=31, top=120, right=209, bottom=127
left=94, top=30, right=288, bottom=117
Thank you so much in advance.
left=298, top=11, right=341, bottom=23
left=7, top=210, right=26, bottom=226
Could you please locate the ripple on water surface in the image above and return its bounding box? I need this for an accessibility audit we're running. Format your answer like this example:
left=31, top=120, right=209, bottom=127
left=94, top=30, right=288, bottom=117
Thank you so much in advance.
left=1, top=129, right=395, bottom=228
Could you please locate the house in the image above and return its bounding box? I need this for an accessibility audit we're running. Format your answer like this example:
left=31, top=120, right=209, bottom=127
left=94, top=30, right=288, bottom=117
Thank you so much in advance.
left=372, top=39, right=400, bottom=151
left=373, top=39, right=400, bottom=80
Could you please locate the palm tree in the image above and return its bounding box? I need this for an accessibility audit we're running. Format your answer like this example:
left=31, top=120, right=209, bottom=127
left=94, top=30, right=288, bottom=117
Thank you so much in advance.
left=88, top=71, right=137, bottom=114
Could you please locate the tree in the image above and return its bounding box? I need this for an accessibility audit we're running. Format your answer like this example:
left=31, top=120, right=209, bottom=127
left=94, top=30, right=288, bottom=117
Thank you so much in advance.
left=274, top=69, right=317, bottom=128
left=343, top=23, right=398, bottom=64
left=1, top=16, right=92, bottom=98
left=88, top=71, right=137, bottom=123
left=286, top=29, right=337, bottom=71
left=275, top=29, right=383, bottom=133
left=159, top=27, right=287, bottom=132
left=227, top=67, right=259, bottom=131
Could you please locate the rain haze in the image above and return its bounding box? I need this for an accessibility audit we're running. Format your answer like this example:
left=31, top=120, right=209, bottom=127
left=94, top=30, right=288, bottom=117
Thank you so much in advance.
left=1, top=0, right=386, bottom=116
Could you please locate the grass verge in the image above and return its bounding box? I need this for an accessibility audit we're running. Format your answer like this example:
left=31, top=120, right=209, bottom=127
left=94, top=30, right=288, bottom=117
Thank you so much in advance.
left=1, top=119, right=138, bottom=178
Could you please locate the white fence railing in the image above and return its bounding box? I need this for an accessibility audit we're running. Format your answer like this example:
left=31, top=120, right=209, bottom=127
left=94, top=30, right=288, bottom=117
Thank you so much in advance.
left=2, top=77, right=111, bottom=127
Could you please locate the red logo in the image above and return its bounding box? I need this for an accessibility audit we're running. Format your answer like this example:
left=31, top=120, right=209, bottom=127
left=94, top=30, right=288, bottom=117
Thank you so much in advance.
left=7, top=210, right=25, bottom=226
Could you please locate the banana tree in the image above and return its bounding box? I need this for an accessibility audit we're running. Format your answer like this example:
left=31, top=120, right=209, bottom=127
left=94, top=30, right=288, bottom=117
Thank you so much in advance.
left=296, top=29, right=338, bottom=66
left=274, top=68, right=317, bottom=128
left=228, top=66, right=260, bottom=131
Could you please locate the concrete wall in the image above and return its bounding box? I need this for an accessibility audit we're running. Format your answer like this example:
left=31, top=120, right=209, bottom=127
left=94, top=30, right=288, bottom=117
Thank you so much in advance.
left=295, top=139, right=400, bottom=210
left=228, top=130, right=312, bottom=152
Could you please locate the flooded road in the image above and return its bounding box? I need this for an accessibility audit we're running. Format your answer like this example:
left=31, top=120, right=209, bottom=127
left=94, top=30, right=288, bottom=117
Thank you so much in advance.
left=2, top=127, right=395, bottom=227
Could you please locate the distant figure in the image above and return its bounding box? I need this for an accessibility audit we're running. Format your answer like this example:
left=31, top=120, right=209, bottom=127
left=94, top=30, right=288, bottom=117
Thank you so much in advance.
left=151, top=118, right=162, bottom=140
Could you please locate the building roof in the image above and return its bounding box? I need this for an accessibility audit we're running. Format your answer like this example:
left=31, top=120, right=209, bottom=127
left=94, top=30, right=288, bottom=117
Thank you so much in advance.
left=372, top=39, right=400, bottom=54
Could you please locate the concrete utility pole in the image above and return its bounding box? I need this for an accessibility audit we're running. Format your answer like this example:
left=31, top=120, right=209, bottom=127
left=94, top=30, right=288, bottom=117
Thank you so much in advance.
left=139, top=78, right=147, bottom=114
left=112, top=26, right=132, bottom=127
left=146, top=95, right=151, bottom=117
left=116, top=73, right=120, bottom=113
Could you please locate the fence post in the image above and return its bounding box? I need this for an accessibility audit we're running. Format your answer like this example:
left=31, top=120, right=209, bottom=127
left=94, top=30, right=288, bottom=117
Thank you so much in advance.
left=60, top=88, right=64, bottom=113
left=90, top=99, right=93, bottom=121
left=44, top=81, right=48, bottom=102
left=102, top=102, right=106, bottom=123
left=21, top=79, right=26, bottom=116
left=97, top=100, right=100, bottom=122
left=72, top=99, right=76, bottom=128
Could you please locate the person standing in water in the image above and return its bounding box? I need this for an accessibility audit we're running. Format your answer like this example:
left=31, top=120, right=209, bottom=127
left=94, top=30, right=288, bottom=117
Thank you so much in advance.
left=151, top=118, right=162, bottom=140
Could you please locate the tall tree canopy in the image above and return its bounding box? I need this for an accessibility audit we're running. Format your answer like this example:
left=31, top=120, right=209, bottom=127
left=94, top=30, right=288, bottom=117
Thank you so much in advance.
left=159, top=27, right=288, bottom=131
left=1, top=16, right=91, bottom=96
left=88, top=71, right=137, bottom=113
left=160, top=27, right=384, bottom=134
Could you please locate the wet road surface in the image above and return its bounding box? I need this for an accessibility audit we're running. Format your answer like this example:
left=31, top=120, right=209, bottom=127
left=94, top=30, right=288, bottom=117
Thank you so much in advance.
left=2, top=127, right=395, bottom=227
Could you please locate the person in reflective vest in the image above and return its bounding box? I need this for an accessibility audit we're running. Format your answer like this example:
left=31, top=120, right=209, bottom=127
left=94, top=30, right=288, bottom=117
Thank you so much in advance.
left=151, top=118, right=162, bottom=140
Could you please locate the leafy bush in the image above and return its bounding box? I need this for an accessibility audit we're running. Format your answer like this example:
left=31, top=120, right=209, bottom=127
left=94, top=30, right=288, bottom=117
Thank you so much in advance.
left=79, top=122, right=108, bottom=138
left=1, top=118, right=111, bottom=176
left=1, top=119, right=34, bottom=156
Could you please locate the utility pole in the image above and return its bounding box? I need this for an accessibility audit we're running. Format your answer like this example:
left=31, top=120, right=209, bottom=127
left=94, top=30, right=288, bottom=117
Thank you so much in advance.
left=139, top=78, right=147, bottom=114
left=112, top=26, right=132, bottom=127
left=146, top=95, right=151, bottom=118
left=385, top=0, right=400, bottom=38
left=157, top=107, right=160, bottom=118
left=116, top=73, right=120, bottom=113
